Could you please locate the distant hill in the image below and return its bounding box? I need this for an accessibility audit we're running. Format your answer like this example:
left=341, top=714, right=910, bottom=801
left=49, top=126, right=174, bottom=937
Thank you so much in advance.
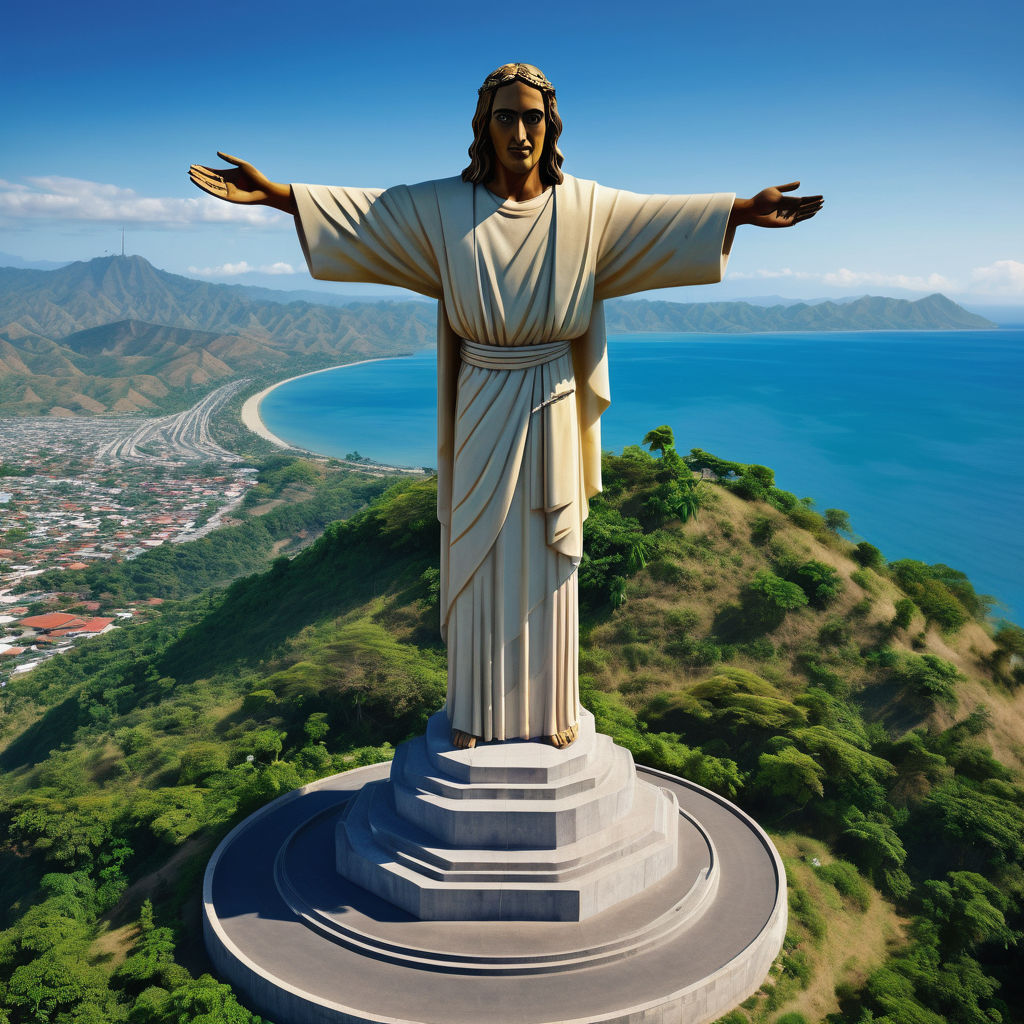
left=0, top=256, right=997, bottom=416
left=606, top=293, right=996, bottom=333
left=0, top=256, right=434, bottom=415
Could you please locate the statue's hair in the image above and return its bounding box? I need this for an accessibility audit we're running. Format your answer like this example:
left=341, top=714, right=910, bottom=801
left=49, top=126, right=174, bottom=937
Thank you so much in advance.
left=462, top=63, right=564, bottom=186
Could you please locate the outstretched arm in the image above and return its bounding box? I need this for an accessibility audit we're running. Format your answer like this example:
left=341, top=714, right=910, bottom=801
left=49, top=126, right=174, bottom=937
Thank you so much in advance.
left=188, top=152, right=297, bottom=216
left=724, top=181, right=823, bottom=253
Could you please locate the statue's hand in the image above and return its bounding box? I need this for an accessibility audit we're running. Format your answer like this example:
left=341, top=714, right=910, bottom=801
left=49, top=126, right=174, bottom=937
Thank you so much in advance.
left=188, top=152, right=296, bottom=214
left=740, top=182, right=824, bottom=228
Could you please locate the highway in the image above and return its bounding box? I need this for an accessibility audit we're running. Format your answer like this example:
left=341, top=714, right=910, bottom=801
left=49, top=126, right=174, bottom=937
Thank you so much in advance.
left=96, top=379, right=250, bottom=463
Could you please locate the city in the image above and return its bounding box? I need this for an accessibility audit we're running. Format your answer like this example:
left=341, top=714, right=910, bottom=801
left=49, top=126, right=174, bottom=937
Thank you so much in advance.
left=0, top=381, right=258, bottom=677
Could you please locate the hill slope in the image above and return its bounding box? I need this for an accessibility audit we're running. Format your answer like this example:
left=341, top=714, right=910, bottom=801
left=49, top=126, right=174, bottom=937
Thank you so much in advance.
left=0, top=436, right=1020, bottom=1023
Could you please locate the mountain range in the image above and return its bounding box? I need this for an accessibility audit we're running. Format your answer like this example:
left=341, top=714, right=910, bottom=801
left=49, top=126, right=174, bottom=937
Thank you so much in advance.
left=0, top=256, right=997, bottom=417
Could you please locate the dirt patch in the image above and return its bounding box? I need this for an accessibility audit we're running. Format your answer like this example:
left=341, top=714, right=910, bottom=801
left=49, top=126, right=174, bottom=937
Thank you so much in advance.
left=955, top=676, right=1024, bottom=774
left=772, top=834, right=908, bottom=1022
left=105, top=835, right=213, bottom=927
left=90, top=920, right=138, bottom=969
left=247, top=499, right=285, bottom=516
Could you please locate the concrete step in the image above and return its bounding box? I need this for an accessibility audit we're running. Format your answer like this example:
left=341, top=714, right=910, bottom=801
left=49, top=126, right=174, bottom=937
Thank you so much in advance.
left=335, top=777, right=684, bottom=922
left=425, top=707, right=600, bottom=785
left=364, top=776, right=673, bottom=882
left=394, top=730, right=607, bottom=802
left=394, top=740, right=637, bottom=847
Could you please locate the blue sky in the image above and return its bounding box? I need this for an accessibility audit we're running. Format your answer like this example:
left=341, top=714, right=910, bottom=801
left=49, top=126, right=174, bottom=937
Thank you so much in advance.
left=3, top=0, right=1022, bottom=306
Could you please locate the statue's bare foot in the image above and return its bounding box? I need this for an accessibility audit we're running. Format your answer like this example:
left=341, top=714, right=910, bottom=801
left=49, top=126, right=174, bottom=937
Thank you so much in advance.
left=546, top=722, right=579, bottom=749
left=451, top=729, right=478, bottom=749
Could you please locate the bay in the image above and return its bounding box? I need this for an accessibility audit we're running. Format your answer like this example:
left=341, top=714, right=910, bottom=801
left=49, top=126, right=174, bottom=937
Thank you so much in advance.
left=259, top=330, right=1024, bottom=622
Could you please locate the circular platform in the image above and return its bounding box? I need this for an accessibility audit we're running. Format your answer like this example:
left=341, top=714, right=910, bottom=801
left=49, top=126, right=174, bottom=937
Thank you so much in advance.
left=203, top=765, right=786, bottom=1019
left=204, top=763, right=786, bottom=1024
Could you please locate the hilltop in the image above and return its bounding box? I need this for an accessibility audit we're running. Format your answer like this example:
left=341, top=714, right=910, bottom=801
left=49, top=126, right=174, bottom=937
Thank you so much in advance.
left=0, top=256, right=997, bottom=416
left=0, top=435, right=1020, bottom=1023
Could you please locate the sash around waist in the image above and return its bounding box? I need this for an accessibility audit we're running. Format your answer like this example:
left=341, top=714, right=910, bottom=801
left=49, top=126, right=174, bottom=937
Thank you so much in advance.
left=460, top=338, right=571, bottom=370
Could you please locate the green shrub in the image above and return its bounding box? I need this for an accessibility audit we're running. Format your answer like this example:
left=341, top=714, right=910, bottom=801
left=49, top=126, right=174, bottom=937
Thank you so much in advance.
left=816, top=859, right=871, bottom=911
left=854, top=541, right=884, bottom=567
left=818, top=618, right=851, bottom=647
left=792, top=559, right=843, bottom=608
left=750, top=570, right=809, bottom=613
left=850, top=567, right=877, bottom=592
left=789, top=885, right=827, bottom=941
left=775, top=1012, right=811, bottom=1024
left=892, top=597, right=916, bottom=630
left=242, top=688, right=278, bottom=714
left=750, top=515, right=776, bottom=545
left=890, top=652, right=962, bottom=710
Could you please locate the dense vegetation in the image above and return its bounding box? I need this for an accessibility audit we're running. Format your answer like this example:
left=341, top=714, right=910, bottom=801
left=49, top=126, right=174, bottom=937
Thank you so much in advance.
left=0, top=432, right=1021, bottom=1023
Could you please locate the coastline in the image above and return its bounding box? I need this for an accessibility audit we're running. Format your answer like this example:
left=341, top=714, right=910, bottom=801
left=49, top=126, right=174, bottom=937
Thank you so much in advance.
left=239, top=358, right=398, bottom=451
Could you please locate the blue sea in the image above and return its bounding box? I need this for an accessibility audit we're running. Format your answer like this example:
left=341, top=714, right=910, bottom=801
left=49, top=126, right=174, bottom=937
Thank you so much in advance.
left=260, top=330, right=1024, bottom=622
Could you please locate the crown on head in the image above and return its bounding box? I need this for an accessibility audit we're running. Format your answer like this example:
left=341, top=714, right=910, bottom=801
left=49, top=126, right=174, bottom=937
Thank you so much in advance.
left=479, top=63, right=555, bottom=96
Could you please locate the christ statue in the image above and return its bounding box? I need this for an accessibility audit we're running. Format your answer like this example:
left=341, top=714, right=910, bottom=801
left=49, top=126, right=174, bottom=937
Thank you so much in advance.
left=190, top=62, right=822, bottom=753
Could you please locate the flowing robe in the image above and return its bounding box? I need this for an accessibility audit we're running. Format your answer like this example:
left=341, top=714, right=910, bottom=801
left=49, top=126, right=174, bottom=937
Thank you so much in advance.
left=292, top=174, right=733, bottom=741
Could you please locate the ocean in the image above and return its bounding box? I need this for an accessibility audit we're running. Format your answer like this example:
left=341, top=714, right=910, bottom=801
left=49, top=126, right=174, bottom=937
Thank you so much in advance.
left=259, top=330, right=1024, bottom=622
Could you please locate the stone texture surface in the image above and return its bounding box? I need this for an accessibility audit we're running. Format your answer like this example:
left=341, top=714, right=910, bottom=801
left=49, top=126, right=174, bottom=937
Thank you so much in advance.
left=335, top=710, right=680, bottom=921
left=204, top=757, right=787, bottom=1024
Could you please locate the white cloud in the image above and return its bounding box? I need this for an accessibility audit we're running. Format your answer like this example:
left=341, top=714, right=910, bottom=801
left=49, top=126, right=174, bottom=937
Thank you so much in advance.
left=0, top=176, right=282, bottom=227
left=187, top=261, right=298, bottom=277
left=731, top=266, right=957, bottom=292
left=967, top=260, right=1024, bottom=296
left=820, top=269, right=958, bottom=292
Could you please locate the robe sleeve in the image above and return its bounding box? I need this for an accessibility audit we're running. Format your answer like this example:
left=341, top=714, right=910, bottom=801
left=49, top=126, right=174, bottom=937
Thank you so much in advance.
left=593, top=186, right=735, bottom=299
left=291, top=182, right=443, bottom=298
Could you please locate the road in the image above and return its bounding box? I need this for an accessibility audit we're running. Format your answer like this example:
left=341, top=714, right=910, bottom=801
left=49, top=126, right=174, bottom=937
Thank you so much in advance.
left=96, top=379, right=250, bottom=463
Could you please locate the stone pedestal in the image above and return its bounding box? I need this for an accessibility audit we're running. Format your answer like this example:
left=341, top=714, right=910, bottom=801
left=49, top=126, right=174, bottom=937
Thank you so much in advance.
left=204, top=714, right=787, bottom=1024
left=335, top=709, right=683, bottom=921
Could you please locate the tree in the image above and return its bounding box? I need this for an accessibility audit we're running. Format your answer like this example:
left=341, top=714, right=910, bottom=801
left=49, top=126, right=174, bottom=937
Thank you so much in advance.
left=164, top=973, right=262, bottom=1023
left=841, top=807, right=907, bottom=877
left=824, top=508, right=852, bottom=535
left=893, top=597, right=917, bottom=631
left=642, top=425, right=676, bottom=457
left=755, top=746, right=825, bottom=806
left=922, top=872, right=1019, bottom=953
left=115, top=899, right=177, bottom=992
left=892, top=652, right=962, bottom=711
left=991, top=623, right=1024, bottom=683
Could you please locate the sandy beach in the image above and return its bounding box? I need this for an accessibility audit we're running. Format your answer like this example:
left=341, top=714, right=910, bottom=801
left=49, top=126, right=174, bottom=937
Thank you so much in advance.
left=239, top=358, right=423, bottom=474
left=239, top=359, right=395, bottom=451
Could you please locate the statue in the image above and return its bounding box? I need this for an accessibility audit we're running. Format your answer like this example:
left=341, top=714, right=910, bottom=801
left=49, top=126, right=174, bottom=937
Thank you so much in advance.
left=190, top=62, right=822, bottom=752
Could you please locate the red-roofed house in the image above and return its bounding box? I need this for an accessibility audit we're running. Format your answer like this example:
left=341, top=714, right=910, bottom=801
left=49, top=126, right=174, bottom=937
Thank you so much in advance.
left=20, top=612, right=81, bottom=631
left=50, top=617, right=115, bottom=638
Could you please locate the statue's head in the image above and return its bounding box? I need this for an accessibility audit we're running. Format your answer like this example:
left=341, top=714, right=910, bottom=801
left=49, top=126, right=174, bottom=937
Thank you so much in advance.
left=462, top=63, right=565, bottom=186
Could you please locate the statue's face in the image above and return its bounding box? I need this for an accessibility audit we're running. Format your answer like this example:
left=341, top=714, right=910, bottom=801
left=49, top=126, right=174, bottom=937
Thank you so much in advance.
left=488, top=82, right=546, bottom=179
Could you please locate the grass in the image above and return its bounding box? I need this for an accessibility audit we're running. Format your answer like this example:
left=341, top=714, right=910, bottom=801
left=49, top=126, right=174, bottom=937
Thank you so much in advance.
left=758, top=835, right=907, bottom=1024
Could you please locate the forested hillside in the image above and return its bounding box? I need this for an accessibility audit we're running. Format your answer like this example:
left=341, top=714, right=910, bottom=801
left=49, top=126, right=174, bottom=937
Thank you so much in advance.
left=0, top=434, right=1021, bottom=1024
